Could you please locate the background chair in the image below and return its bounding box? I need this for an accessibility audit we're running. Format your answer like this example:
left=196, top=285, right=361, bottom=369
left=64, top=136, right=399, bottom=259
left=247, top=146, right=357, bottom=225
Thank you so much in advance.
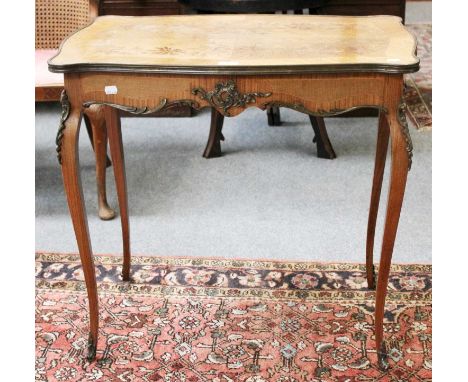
left=36, top=0, right=116, bottom=220
left=179, top=0, right=337, bottom=160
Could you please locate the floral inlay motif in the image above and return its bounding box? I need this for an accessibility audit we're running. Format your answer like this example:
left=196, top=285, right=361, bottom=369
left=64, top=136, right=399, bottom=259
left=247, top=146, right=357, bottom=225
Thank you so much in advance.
left=153, top=46, right=183, bottom=55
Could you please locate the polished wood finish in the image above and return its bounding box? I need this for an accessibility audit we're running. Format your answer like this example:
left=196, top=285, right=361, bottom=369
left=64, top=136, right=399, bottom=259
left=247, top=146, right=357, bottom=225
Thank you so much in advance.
left=83, top=106, right=116, bottom=220
left=203, top=108, right=225, bottom=158
left=104, top=106, right=131, bottom=280
left=49, top=15, right=418, bottom=73
left=309, top=115, right=337, bottom=159
left=186, top=0, right=407, bottom=118
left=51, top=15, right=416, bottom=368
left=181, top=1, right=335, bottom=160
left=35, top=86, right=63, bottom=102
left=60, top=76, right=99, bottom=361
left=366, top=112, right=390, bottom=289
left=374, top=75, right=409, bottom=370
left=35, top=0, right=115, bottom=220
left=97, top=0, right=193, bottom=121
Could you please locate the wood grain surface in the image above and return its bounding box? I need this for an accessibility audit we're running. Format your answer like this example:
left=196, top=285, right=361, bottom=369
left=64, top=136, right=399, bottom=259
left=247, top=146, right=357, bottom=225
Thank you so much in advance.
left=49, top=15, right=419, bottom=73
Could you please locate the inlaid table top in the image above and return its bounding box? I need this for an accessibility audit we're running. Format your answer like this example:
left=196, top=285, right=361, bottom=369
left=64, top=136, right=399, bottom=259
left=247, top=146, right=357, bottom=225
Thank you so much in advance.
left=49, top=14, right=419, bottom=74
left=50, top=12, right=419, bottom=369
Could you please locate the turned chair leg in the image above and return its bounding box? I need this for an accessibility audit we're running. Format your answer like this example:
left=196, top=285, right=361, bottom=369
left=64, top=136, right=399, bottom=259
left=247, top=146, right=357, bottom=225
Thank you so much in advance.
left=83, top=112, right=111, bottom=167
left=309, top=116, right=337, bottom=159
left=83, top=106, right=116, bottom=221
left=203, top=108, right=225, bottom=158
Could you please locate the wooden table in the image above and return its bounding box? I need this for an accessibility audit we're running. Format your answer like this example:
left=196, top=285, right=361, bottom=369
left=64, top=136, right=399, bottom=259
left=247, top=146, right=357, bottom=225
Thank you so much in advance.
left=49, top=14, right=419, bottom=369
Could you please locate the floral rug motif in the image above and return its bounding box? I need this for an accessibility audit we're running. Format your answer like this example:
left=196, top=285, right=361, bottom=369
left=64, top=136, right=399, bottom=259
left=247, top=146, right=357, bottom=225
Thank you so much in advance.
left=405, top=24, right=432, bottom=131
left=36, top=253, right=432, bottom=381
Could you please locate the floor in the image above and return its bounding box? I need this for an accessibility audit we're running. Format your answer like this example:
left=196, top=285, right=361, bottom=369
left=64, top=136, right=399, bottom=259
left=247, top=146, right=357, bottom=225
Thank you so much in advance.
left=35, top=2, right=432, bottom=264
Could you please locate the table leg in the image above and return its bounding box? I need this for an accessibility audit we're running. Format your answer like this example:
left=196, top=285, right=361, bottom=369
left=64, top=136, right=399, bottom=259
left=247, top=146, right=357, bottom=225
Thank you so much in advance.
left=374, top=104, right=410, bottom=370
left=203, top=108, right=225, bottom=158
left=105, top=106, right=131, bottom=281
left=58, top=91, right=99, bottom=361
left=83, top=105, right=116, bottom=221
left=366, top=112, right=390, bottom=289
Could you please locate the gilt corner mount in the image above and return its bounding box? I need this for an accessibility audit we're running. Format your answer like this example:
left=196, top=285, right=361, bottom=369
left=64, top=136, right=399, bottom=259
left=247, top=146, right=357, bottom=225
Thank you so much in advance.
left=82, top=99, right=201, bottom=116
left=56, top=90, right=71, bottom=165
left=397, top=100, right=413, bottom=170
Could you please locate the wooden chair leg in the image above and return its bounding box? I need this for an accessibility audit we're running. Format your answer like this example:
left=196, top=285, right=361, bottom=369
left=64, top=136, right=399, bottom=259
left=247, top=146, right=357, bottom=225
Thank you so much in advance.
left=83, top=112, right=111, bottom=167
left=309, top=116, right=337, bottom=159
left=366, top=112, right=390, bottom=289
left=83, top=106, right=116, bottom=221
left=105, top=106, right=131, bottom=281
left=59, top=92, right=99, bottom=361
left=267, top=106, right=281, bottom=126
left=203, top=108, right=225, bottom=158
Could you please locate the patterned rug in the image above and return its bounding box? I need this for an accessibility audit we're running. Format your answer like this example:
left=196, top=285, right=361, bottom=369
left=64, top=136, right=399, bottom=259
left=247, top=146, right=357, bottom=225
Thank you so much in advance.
left=405, top=24, right=432, bottom=131
left=36, top=253, right=432, bottom=382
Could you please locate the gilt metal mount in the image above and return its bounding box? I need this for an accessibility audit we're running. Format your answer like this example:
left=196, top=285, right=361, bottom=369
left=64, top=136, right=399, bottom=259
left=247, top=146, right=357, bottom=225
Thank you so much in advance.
left=397, top=101, right=413, bottom=171
left=56, top=90, right=71, bottom=165
left=192, top=80, right=271, bottom=116
left=260, top=101, right=387, bottom=118
left=82, top=99, right=200, bottom=115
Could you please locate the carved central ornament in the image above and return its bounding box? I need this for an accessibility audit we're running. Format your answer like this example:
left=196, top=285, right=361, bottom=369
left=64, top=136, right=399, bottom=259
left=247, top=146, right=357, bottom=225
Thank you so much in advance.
left=192, top=80, right=271, bottom=116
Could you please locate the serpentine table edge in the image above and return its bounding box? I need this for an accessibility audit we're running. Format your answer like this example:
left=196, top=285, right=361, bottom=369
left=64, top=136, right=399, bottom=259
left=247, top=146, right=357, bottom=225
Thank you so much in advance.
left=49, top=15, right=418, bottom=371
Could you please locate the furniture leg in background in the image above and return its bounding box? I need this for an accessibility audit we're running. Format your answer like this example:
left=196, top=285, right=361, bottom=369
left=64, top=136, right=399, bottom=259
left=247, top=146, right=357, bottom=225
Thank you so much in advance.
left=309, top=116, right=337, bottom=159
left=203, top=109, right=225, bottom=158
left=181, top=0, right=337, bottom=160
left=266, top=106, right=281, bottom=126
left=83, top=106, right=115, bottom=220
left=36, top=0, right=115, bottom=221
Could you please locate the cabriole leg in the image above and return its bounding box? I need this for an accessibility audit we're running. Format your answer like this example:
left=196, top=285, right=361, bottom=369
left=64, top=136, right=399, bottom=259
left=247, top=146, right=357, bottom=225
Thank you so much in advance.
left=57, top=90, right=99, bottom=361
left=375, top=100, right=412, bottom=370
left=105, top=106, right=131, bottom=281
left=366, top=112, right=390, bottom=289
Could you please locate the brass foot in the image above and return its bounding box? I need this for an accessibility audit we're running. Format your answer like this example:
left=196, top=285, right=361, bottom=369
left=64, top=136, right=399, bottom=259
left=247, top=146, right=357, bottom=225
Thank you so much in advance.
left=87, top=334, right=97, bottom=362
left=377, top=342, right=389, bottom=371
